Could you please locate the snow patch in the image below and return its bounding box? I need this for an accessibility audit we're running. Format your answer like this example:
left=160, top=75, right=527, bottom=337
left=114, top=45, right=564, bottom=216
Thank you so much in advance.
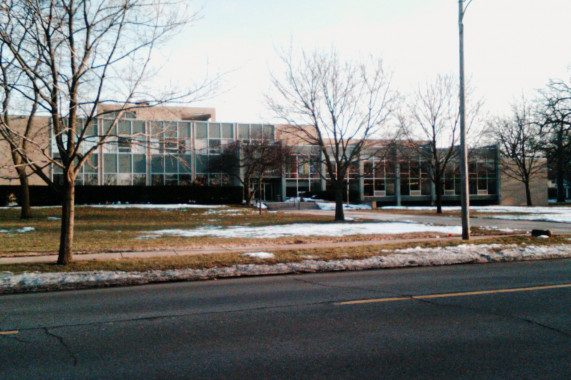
left=204, top=208, right=255, bottom=215
left=89, top=204, right=226, bottom=210
left=317, top=202, right=372, bottom=211
left=0, top=227, right=35, bottom=234
left=242, top=252, right=275, bottom=259
left=138, top=222, right=461, bottom=239
left=382, top=205, right=571, bottom=224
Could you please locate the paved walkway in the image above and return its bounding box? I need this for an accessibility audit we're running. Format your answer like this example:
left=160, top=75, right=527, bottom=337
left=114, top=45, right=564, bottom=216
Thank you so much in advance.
left=0, top=234, right=502, bottom=264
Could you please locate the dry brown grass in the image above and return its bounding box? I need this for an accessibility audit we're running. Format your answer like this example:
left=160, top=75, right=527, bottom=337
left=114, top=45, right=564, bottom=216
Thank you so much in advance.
left=2, top=204, right=519, bottom=257
left=2, top=234, right=569, bottom=274
left=0, top=206, right=332, bottom=255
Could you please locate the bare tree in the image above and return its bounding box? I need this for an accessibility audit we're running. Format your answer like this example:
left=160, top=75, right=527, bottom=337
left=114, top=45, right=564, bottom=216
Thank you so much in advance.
left=539, top=78, right=571, bottom=202
left=267, top=48, right=394, bottom=221
left=400, top=75, right=459, bottom=214
left=400, top=75, right=483, bottom=213
left=0, top=1, right=43, bottom=219
left=210, top=140, right=292, bottom=211
left=0, top=0, right=206, bottom=264
left=489, top=99, right=545, bottom=206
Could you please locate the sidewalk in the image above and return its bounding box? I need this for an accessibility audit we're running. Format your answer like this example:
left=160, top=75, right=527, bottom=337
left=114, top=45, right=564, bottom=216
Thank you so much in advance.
left=0, top=234, right=501, bottom=264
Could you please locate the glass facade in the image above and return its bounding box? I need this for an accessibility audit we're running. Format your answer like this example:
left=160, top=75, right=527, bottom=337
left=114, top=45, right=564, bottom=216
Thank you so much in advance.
left=59, top=119, right=277, bottom=187
left=285, top=146, right=322, bottom=197
left=50, top=115, right=499, bottom=203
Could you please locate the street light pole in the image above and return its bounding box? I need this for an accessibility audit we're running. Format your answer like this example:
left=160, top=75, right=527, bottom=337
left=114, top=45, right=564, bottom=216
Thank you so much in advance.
left=458, top=0, right=470, bottom=240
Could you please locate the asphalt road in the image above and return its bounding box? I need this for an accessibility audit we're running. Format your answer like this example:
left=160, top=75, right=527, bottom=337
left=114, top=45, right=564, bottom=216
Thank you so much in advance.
left=1, top=260, right=570, bottom=379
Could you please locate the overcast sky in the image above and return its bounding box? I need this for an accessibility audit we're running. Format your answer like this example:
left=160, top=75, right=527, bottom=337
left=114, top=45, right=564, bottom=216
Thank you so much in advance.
left=151, top=0, right=571, bottom=123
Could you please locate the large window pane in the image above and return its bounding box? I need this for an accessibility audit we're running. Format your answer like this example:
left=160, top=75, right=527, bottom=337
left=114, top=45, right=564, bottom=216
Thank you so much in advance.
left=118, top=120, right=130, bottom=135
left=196, top=155, right=209, bottom=173
left=133, top=174, right=146, bottom=186
left=151, top=155, right=164, bottom=173
left=238, top=124, right=249, bottom=139
left=133, top=154, right=146, bottom=173
left=221, top=123, right=233, bottom=138
left=151, top=175, right=163, bottom=186
left=195, top=122, right=207, bottom=139
left=180, top=155, right=192, bottom=174
left=165, top=174, right=178, bottom=186
left=84, top=174, right=98, bottom=185
left=85, top=154, right=98, bottom=173
left=209, top=123, right=221, bottom=138
left=117, top=173, right=131, bottom=185
left=179, top=175, right=192, bottom=185
left=251, top=124, right=262, bottom=139
left=119, top=155, right=132, bottom=173
left=178, top=122, right=190, bottom=138
left=165, top=156, right=178, bottom=173
left=103, top=174, right=117, bottom=185
left=104, top=154, right=117, bottom=173
left=263, top=125, right=274, bottom=140
left=132, top=120, right=145, bottom=135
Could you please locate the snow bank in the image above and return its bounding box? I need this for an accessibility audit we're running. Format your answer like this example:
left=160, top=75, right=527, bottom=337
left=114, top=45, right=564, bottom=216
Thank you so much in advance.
left=242, top=252, right=275, bottom=259
left=137, top=222, right=462, bottom=239
left=381, top=205, right=571, bottom=224
left=317, top=202, right=372, bottom=211
left=88, top=204, right=225, bottom=210
left=2, top=244, right=570, bottom=294
left=204, top=208, right=255, bottom=215
left=0, top=227, right=35, bottom=234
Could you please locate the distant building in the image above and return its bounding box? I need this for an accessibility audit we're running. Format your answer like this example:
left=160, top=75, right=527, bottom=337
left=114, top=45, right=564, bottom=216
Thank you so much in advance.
left=0, top=106, right=548, bottom=206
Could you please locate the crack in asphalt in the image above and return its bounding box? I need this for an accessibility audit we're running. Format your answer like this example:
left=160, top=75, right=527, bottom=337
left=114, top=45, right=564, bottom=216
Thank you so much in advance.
left=8, top=298, right=338, bottom=336
left=413, top=297, right=571, bottom=339
left=0, top=334, right=32, bottom=344
left=43, top=327, right=79, bottom=366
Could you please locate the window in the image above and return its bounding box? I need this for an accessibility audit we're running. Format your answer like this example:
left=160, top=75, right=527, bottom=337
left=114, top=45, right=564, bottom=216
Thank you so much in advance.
left=133, top=154, right=146, bottom=173
left=250, top=124, right=262, bottom=139
left=104, top=154, right=117, bottom=173
left=209, top=123, right=221, bottom=138
left=221, top=123, right=233, bottom=138
left=118, top=155, right=132, bottom=173
left=118, top=137, right=131, bottom=153
left=195, top=122, right=207, bottom=139
left=118, top=120, right=131, bottom=135
left=238, top=124, right=249, bottom=140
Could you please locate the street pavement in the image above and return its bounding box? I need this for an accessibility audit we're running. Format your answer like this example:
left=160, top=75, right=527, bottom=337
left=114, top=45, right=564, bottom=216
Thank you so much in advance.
left=1, top=259, right=570, bottom=379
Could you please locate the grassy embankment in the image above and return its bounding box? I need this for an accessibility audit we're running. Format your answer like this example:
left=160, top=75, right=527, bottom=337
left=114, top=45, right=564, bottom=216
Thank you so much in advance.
left=1, top=205, right=568, bottom=274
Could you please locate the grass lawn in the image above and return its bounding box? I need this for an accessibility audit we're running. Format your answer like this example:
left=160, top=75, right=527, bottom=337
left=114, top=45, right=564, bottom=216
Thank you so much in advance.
left=0, top=205, right=334, bottom=255
left=2, top=235, right=569, bottom=274
left=1, top=204, right=524, bottom=258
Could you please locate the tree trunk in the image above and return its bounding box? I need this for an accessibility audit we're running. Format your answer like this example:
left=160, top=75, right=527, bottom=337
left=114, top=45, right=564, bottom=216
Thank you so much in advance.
left=524, top=180, right=533, bottom=207
left=57, top=177, right=75, bottom=265
left=334, top=182, right=345, bottom=221
left=258, top=179, right=263, bottom=215
left=556, top=138, right=565, bottom=202
left=435, top=176, right=443, bottom=214
left=16, top=167, right=32, bottom=219
left=245, top=178, right=253, bottom=206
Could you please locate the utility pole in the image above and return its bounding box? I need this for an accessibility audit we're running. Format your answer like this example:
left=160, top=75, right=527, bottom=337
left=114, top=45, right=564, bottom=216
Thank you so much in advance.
left=458, top=0, right=470, bottom=240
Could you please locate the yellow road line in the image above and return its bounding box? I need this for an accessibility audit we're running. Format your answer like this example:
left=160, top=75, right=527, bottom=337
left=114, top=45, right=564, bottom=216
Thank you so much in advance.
left=337, top=283, right=571, bottom=306
left=0, top=330, right=19, bottom=335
